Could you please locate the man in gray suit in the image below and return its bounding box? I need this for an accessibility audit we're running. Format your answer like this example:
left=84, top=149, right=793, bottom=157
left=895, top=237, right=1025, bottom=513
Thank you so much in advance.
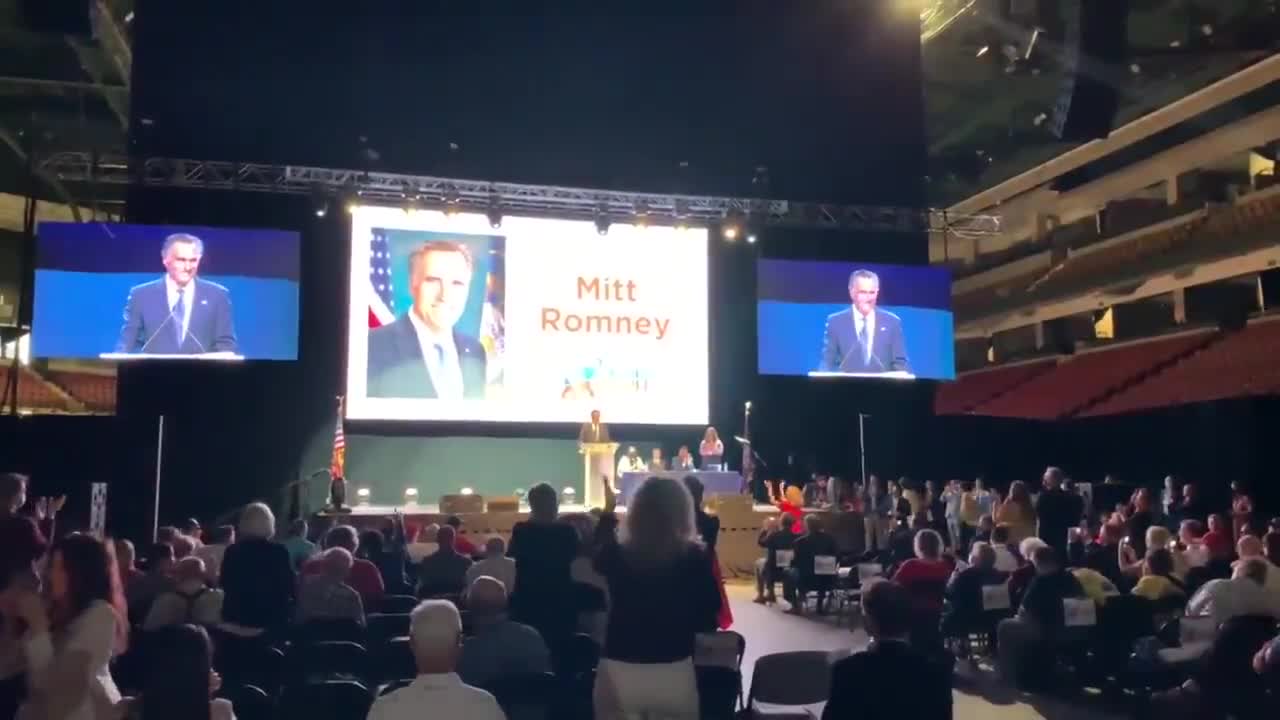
left=819, top=269, right=910, bottom=374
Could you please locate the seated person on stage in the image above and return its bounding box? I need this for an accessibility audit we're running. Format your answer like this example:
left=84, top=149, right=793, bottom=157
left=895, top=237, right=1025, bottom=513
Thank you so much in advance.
left=823, top=580, right=952, bottom=720
left=617, top=446, right=645, bottom=475
left=648, top=447, right=666, bottom=472
left=783, top=514, right=839, bottom=615
left=417, top=526, right=474, bottom=599
left=699, top=426, right=724, bottom=470
left=672, top=445, right=696, bottom=471
left=457, top=576, right=551, bottom=688
left=296, top=547, right=366, bottom=627
left=754, top=516, right=797, bottom=604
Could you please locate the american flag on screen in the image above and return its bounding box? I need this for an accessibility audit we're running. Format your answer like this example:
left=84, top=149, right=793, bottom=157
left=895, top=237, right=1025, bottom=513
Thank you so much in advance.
left=368, top=230, right=396, bottom=328
left=331, top=396, right=346, bottom=479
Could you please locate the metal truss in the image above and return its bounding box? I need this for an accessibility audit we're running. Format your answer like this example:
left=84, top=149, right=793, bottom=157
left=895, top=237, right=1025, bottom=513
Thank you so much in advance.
left=39, top=152, right=1002, bottom=235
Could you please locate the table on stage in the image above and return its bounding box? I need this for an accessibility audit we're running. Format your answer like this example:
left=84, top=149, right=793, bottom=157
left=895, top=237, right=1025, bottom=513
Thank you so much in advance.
left=618, top=470, right=742, bottom=504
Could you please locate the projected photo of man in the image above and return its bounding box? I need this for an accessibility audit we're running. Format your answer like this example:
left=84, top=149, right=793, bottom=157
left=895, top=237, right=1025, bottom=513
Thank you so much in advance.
left=367, top=239, right=489, bottom=398
left=819, top=268, right=910, bottom=374
left=115, top=232, right=238, bottom=354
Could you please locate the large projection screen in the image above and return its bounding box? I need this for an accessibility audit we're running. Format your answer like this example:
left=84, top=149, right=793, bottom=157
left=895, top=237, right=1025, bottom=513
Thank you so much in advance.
left=345, top=206, right=709, bottom=424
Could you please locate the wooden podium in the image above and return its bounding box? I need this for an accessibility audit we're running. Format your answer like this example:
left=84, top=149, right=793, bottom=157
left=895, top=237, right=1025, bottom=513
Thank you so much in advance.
left=579, top=442, right=619, bottom=509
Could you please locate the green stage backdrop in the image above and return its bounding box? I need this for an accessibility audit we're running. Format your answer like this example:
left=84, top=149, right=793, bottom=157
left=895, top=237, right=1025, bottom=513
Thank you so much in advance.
left=296, top=433, right=665, bottom=513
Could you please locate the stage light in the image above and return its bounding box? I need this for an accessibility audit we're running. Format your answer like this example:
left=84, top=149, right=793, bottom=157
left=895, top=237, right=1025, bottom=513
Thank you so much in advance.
left=404, top=487, right=418, bottom=506
left=460, top=487, right=474, bottom=495
left=722, top=209, right=745, bottom=241
left=562, top=486, right=577, bottom=506
left=356, top=487, right=371, bottom=505
left=311, top=184, right=330, bottom=218
left=746, top=230, right=758, bottom=244
left=745, top=400, right=752, bottom=411
left=633, top=202, right=650, bottom=228
left=314, top=200, right=329, bottom=218
left=594, top=208, right=610, bottom=236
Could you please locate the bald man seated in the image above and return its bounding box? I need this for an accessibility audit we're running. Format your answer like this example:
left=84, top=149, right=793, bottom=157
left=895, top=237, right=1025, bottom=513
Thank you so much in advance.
left=457, top=575, right=552, bottom=688
left=367, top=599, right=505, bottom=720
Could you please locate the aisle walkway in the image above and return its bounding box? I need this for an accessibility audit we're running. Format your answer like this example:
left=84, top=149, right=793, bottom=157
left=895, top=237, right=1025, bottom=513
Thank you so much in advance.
left=725, top=583, right=1123, bottom=720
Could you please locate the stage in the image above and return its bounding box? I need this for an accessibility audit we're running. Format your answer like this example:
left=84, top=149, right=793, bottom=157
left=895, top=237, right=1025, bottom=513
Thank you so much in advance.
left=314, top=502, right=867, bottom=579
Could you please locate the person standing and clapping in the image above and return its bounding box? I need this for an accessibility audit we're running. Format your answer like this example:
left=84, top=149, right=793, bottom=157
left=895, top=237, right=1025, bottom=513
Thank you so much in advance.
left=699, top=427, right=724, bottom=471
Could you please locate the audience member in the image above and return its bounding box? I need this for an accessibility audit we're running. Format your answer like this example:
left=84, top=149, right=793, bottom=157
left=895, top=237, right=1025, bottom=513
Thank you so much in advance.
left=303, top=525, right=385, bottom=610
left=753, top=517, right=796, bottom=604
left=117, top=624, right=233, bottom=720
left=996, top=481, right=1036, bottom=544
left=1187, top=558, right=1280, bottom=626
left=180, top=519, right=204, bottom=547
left=783, top=514, right=839, bottom=615
left=457, top=576, right=550, bottom=688
left=445, top=516, right=478, bottom=557
left=1230, top=482, right=1254, bottom=541
left=155, top=527, right=179, bottom=545
left=1178, top=519, right=1210, bottom=569
left=989, top=525, right=1018, bottom=573
left=360, top=521, right=412, bottom=595
left=171, top=534, right=197, bottom=561
left=1008, top=537, right=1047, bottom=605
left=1235, top=534, right=1280, bottom=597
left=194, top=525, right=234, bottom=584
left=942, top=542, right=1008, bottom=637
left=592, top=475, right=719, bottom=719
left=0, top=473, right=53, bottom=596
left=417, top=526, right=473, bottom=599
left=296, top=547, right=365, bottom=626
left=892, top=529, right=952, bottom=616
left=113, top=539, right=143, bottom=589
left=1078, top=521, right=1126, bottom=588
left=10, top=534, right=126, bottom=719
left=144, top=557, right=224, bottom=630
left=1263, top=529, right=1280, bottom=568
left=281, top=519, right=317, bottom=570
left=1126, top=488, right=1157, bottom=557
left=861, top=477, right=893, bottom=553
left=823, top=580, right=952, bottom=720
left=942, top=480, right=964, bottom=551
left=218, top=502, right=295, bottom=636
left=126, top=543, right=175, bottom=626
left=507, top=483, right=579, bottom=652
left=1131, top=548, right=1187, bottom=603
left=466, top=537, right=517, bottom=593
left=1123, top=525, right=1173, bottom=579
left=997, top=546, right=1085, bottom=688
left=367, top=600, right=505, bottom=720
left=1035, top=467, right=1079, bottom=555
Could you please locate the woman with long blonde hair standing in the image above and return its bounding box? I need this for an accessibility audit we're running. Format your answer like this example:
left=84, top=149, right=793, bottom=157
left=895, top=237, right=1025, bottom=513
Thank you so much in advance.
left=592, top=476, right=720, bottom=720
left=699, top=427, right=724, bottom=470
left=996, top=481, right=1037, bottom=544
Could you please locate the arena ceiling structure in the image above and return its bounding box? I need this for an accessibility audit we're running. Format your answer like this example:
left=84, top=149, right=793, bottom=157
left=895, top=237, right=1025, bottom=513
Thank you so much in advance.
left=922, top=0, right=1278, bottom=207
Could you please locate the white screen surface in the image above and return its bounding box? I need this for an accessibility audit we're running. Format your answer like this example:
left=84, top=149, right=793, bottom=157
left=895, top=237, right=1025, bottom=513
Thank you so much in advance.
left=346, top=206, right=709, bottom=424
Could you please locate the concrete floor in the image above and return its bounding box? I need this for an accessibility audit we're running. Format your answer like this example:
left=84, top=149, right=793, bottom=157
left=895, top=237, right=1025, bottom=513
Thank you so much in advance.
left=725, top=583, right=1126, bottom=719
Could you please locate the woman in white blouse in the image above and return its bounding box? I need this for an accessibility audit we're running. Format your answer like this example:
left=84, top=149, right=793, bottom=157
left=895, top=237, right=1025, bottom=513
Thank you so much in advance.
left=6, top=533, right=127, bottom=720
left=698, top=427, right=724, bottom=471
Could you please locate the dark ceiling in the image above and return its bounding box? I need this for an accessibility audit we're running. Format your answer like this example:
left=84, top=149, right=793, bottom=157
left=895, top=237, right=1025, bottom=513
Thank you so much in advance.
left=922, top=0, right=1277, bottom=206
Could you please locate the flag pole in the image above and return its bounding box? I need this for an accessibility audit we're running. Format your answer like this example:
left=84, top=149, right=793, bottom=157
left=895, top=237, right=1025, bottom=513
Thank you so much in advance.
left=152, top=414, right=165, bottom=542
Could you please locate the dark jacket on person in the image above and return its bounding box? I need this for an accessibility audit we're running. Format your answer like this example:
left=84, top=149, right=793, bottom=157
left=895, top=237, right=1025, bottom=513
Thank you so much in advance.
left=1035, top=489, right=1081, bottom=551
left=219, top=538, right=296, bottom=630
left=791, top=530, right=838, bottom=582
left=944, top=566, right=1009, bottom=624
left=1019, top=569, right=1085, bottom=633
left=823, top=639, right=952, bottom=720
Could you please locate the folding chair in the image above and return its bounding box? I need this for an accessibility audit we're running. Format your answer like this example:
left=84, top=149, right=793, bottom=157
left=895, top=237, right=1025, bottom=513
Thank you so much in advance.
left=744, top=650, right=832, bottom=719
left=484, top=671, right=558, bottom=720
left=365, top=613, right=410, bottom=648
left=279, top=679, right=372, bottom=720
left=224, top=684, right=273, bottom=720
left=695, top=631, right=746, bottom=710
left=288, top=640, right=369, bottom=686
left=379, top=594, right=419, bottom=614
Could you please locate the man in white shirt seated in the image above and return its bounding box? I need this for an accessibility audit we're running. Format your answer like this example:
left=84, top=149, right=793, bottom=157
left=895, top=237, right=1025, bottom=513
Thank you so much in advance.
left=616, top=446, right=645, bottom=475
left=457, top=576, right=551, bottom=688
left=1187, top=558, right=1280, bottom=628
left=466, top=537, right=517, bottom=593
left=368, top=599, right=507, bottom=720
left=143, top=556, right=224, bottom=630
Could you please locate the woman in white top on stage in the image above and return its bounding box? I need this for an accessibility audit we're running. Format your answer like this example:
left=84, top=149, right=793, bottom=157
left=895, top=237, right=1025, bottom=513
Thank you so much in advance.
left=7, top=533, right=127, bottom=720
left=699, top=427, right=724, bottom=471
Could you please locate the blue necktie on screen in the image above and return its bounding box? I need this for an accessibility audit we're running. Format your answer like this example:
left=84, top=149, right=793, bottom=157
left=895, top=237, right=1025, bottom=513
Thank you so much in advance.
left=173, top=290, right=186, bottom=346
left=857, top=317, right=869, bottom=365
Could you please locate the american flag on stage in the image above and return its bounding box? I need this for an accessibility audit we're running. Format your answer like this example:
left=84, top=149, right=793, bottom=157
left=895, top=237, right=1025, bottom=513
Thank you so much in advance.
left=331, top=396, right=346, bottom=479
left=368, top=230, right=396, bottom=328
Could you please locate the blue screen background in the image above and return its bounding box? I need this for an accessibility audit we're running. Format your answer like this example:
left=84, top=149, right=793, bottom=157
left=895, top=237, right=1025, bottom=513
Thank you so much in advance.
left=33, top=271, right=299, bottom=360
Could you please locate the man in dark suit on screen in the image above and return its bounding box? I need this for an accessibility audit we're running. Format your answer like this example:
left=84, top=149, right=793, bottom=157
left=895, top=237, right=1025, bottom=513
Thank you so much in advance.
left=818, top=268, right=910, bottom=374
left=115, top=233, right=238, bottom=355
left=367, top=240, right=487, bottom=399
